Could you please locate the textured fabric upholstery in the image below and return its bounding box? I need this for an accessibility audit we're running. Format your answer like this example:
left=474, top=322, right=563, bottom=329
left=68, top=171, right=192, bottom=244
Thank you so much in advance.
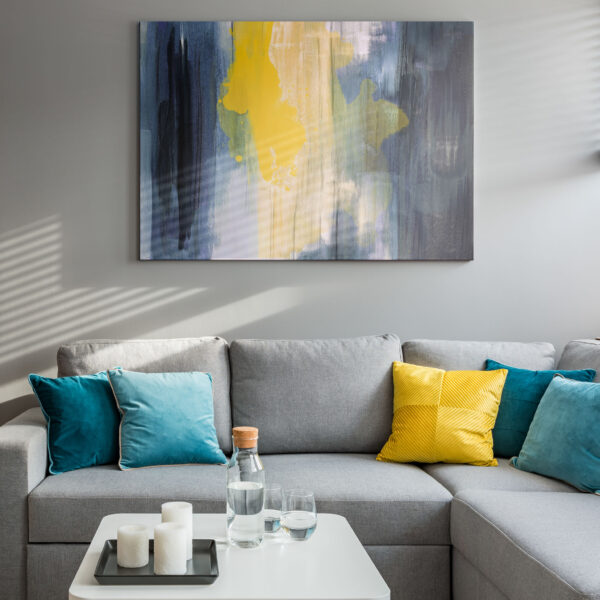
left=452, top=491, right=600, bottom=600
left=453, top=549, right=509, bottom=600
left=27, top=544, right=87, bottom=600
left=262, top=454, right=451, bottom=545
left=0, top=407, right=48, bottom=600
left=57, top=338, right=233, bottom=452
left=29, top=463, right=227, bottom=542
left=29, top=454, right=451, bottom=546
left=558, top=340, right=600, bottom=382
left=366, top=545, right=450, bottom=600
left=423, top=459, right=576, bottom=495
left=230, top=335, right=401, bottom=453
left=402, top=339, right=555, bottom=371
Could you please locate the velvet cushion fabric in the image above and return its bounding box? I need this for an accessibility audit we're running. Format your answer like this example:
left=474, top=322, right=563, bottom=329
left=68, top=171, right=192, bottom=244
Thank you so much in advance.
left=28, top=372, right=119, bottom=474
left=512, top=376, right=600, bottom=493
left=107, top=369, right=226, bottom=470
left=486, top=359, right=595, bottom=458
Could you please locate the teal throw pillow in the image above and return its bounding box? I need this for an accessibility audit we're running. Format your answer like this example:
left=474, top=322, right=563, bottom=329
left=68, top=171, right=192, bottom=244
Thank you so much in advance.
left=107, top=369, right=226, bottom=469
left=512, top=376, right=600, bottom=493
left=28, top=372, right=119, bottom=474
left=486, top=359, right=595, bottom=457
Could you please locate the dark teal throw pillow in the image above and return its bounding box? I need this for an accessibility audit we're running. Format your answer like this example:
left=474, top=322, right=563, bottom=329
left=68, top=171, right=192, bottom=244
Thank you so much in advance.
left=486, top=359, right=595, bottom=458
left=28, top=372, right=119, bottom=474
left=512, top=376, right=600, bottom=493
left=107, top=369, right=226, bottom=469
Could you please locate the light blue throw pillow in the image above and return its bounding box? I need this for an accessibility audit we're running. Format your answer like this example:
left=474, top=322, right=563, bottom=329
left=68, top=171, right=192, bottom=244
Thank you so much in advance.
left=28, top=372, right=119, bottom=474
left=107, top=369, right=226, bottom=469
left=512, top=376, right=600, bottom=493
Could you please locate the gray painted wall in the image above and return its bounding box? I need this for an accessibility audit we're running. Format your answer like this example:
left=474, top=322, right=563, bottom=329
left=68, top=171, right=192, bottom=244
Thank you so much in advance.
left=1, top=0, right=599, bottom=422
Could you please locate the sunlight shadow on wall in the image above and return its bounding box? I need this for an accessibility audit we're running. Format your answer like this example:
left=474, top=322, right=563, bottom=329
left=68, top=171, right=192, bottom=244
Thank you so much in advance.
left=0, top=215, right=305, bottom=409
left=0, top=216, right=206, bottom=365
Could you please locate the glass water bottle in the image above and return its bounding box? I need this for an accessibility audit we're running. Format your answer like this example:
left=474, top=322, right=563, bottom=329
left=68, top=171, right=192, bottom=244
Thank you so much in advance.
left=226, top=426, right=265, bottom=547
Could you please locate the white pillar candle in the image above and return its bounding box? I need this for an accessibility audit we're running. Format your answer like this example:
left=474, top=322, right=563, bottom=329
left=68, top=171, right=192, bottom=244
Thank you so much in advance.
left=153, top=522, right=188, bottom=575
left=117, top=525, right=149, bottom=568
left=161, top=501, right=193, bottom=560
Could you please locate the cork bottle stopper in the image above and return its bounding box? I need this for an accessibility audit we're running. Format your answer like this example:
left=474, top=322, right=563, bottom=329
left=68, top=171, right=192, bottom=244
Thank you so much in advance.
left=232, top=426, right=259, bottom=449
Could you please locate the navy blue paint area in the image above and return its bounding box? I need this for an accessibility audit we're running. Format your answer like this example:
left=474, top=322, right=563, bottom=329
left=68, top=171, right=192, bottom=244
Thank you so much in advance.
left=140, top=22, right=227, bottom=259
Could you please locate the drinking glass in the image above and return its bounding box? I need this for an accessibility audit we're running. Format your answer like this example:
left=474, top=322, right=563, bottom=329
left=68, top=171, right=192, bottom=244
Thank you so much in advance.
left=263, top=483, right=283, bottom=533
left=282, top=489, right=317, bottom=541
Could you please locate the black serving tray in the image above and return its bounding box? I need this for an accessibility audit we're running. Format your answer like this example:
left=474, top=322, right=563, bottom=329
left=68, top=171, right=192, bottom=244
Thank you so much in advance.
left=94, top=539, right=219, bottom=585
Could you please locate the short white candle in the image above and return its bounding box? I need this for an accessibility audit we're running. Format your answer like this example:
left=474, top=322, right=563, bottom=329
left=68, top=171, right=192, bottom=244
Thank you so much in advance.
left=117, top=525, right=149, bottom=568
left=153, top=522, right=188, bottom=575
left=161, top=501, right=193, bottom=560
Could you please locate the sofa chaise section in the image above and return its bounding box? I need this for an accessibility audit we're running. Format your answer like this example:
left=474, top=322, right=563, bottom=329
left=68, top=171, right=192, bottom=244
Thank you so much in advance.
left=452, top=491, right=600, bottom=600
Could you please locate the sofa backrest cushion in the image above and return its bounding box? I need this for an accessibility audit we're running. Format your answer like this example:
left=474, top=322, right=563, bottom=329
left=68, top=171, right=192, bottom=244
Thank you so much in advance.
left=402, top=339, right=555, bottom=371
left=57, top=338, right=232, bottom=452
left=230, top=334, right=401, bottom=454
left=557, top=340, right=600, bottom=382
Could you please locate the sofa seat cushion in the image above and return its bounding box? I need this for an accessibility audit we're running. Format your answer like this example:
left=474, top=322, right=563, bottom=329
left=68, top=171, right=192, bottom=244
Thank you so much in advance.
left=29, top=464, right=227, bottom=543
left=423, top=459, right=576, bottom=495
left=29, top=454, right=451, bottom=546
left=402, top=339, right=555, bottom=371
left=452, top=490, right=600, bottom=600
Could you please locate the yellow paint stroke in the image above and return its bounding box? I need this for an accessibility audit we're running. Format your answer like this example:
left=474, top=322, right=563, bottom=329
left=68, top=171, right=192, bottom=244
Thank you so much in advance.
left=221, top=22, right=306, bottom=186
left=220, top=22, right=409, bottom=258
left=265, top=22, right=355, bottom=258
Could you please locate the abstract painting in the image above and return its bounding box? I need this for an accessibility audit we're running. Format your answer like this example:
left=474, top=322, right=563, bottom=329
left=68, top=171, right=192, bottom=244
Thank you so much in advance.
left=140, top=21, right=473, bottom=260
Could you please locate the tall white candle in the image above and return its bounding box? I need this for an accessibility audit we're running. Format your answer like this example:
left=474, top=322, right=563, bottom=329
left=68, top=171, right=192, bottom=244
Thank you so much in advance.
left=153, top=522, right=188, bottom=575
left=161, top=501, right=193, bottom=560
left=117, top=525, right=149, bottom=568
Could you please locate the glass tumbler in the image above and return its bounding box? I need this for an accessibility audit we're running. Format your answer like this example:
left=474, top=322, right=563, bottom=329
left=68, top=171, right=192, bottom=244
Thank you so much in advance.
left=281, top=489, right=317, bottom=541
left=263, top=483, right=283, bottom=533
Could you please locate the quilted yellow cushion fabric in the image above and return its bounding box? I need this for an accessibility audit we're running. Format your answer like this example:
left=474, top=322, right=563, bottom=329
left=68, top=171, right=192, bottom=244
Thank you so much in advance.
left=377, top=362, right=507, bottom=466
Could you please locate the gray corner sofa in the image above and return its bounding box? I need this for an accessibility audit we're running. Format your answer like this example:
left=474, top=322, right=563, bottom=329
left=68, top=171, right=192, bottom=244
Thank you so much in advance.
left=2, top=336, right=600, bottom=600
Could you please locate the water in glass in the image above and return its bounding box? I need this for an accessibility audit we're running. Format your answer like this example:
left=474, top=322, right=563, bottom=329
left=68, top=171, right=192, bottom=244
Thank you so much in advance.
left=226, top=427, right=265, bottom=548
left=282, top=490, right=317, bottom=541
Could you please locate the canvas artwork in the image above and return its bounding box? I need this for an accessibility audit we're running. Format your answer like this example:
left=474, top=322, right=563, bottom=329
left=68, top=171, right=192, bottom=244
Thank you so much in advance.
left=140, top=21, right=473, bottom=260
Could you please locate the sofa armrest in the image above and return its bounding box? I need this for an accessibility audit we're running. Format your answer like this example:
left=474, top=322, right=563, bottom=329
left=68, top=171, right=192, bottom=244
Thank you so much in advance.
left=0, top=404, right=48, bottom=600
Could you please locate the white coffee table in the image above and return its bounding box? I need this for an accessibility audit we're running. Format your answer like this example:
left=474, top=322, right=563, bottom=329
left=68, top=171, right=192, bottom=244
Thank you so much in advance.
left=69, top=513, right=389, bottom=600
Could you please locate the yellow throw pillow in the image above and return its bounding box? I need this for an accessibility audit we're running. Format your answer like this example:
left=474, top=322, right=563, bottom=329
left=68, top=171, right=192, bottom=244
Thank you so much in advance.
left=377, top=362, right=507, bottom=466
